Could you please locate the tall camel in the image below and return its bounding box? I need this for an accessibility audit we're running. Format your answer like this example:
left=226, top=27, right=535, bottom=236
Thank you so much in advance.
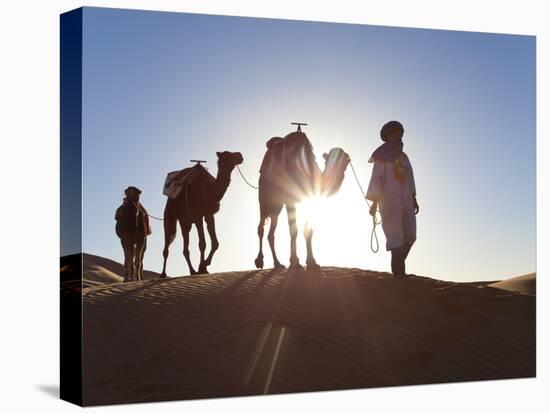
left=161, top=151, right=243, bottom=276
left=255, top=130, right=349, bottom=271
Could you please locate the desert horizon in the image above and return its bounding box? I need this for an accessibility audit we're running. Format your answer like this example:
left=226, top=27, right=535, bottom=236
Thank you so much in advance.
left=62, top=252, right=536, bottom=288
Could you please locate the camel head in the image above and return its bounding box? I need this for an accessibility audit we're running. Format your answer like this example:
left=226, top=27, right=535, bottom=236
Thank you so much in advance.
left=124, top=186, right=142, bottom=202
left=321, top=148, right=349, bottom=196
left=216, top=151, right=244, bottom=172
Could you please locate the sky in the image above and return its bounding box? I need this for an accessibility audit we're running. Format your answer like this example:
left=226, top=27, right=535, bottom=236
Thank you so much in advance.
left=72, top=7, right=536, bottom=282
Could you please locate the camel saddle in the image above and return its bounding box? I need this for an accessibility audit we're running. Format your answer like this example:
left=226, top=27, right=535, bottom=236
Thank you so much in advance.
left=163, top=164, right=215, bottom=199
left=259, top=131, right=317, bottom=183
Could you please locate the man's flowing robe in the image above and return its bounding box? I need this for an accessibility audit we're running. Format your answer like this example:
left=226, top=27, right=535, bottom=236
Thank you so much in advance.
left=367, top=153, right=417, bottom=251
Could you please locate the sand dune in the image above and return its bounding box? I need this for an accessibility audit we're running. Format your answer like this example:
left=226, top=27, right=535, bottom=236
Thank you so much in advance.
left=61, top=253, right=161, bottom=287
left=76, top=263, right=536, bottom=406
left=489, top=273, right=536, bottom=295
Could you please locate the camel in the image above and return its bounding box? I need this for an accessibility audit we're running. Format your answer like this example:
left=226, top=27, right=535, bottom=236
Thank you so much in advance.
left=161, top=151, right=244, bottom=276
left=114, top=186, right=151, bottom=282
left=255, top=130, right=349, bottom=271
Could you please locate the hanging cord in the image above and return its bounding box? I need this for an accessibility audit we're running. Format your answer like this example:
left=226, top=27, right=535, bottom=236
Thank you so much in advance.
left=349, top=160, right=382, bottom=253
left=129, top=200, right=164, bottom=221
left=147, top=214, right=164, bottom=221
left=236, top=164, right=259, bottom=190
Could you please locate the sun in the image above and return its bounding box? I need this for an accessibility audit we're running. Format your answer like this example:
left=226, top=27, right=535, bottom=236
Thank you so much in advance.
left=297, top=196, right=326, bottom=228
left=291, top=184, right=388, bottom=272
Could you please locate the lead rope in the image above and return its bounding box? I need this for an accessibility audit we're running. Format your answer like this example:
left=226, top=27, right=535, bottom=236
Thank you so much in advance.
left=128, top=200, right=163, bottom=221
left=236, top=164, right=259, bottom=190
left=349, top=160, right=381, bottom=253
left=148, top=214, right=164, bottom=221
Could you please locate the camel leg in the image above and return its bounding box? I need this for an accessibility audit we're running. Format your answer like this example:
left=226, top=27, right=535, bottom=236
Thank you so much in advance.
left=286, top=204, right=302, bottom=270
left=204, top=215, right=219, bottom=268
left=304, top=220, right=320, bottom=271
left=181, top=220, right=196, bottom=275
left=161, top=215, right=177, bottom=277
left=268, top=213, right=284, bottom=269
left=255, top=214, right=267, bottom=269
left=128, top=242, right=136, bottom=281
left=120, top=239, right=130, bottom=282
left=134, top=238, right=146, bottom=281
left=140, top=238, right=147, bottom=280
left=120, top=239, right=126, bottom=278
left=196, top=219, right=208, bottom=274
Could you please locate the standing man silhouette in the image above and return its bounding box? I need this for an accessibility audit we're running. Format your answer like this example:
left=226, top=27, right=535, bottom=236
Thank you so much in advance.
left=366, top=121, right=419, bottom=277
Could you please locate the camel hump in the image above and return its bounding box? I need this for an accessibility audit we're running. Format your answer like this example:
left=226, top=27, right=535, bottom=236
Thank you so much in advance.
left=163, top=164, right=215, bottom=199
left=283, top=131, right=308, bottom=142
left=266, top=136, right=283, bottom=149
left=259, top=130, right=318, bottom=183
left=280, top=131, right=313, bottom=159
left=283, top=132, right=318, bottom=187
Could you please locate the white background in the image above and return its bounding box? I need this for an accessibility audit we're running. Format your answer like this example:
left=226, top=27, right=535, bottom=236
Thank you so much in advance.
left=0, top=0, right=547, bottom=412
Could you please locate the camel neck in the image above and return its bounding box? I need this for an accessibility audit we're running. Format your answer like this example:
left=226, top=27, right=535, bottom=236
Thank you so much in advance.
left=213, top=165, right=232, bottom=201
left=320, top=154, right=347, bottom=196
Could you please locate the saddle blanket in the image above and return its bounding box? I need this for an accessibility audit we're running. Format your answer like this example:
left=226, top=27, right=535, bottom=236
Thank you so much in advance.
left=163, top=164, right=215, bottom=199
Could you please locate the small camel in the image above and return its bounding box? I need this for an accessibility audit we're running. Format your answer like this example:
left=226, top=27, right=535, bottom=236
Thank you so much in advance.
left=255, top=130, right=349, bottom=271
left=115, top=186, right=152, bottom=282
left=161, top=151, right=243, bottom=276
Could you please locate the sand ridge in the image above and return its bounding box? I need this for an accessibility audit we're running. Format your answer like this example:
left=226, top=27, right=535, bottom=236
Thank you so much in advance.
left=489, top=273, right=536, bottom=295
